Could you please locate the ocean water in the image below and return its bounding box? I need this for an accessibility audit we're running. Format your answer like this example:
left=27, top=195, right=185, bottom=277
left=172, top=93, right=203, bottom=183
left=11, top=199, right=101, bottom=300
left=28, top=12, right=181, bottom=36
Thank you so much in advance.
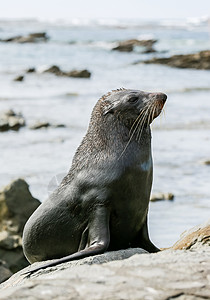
left=0, top=18, right=210, bottom=248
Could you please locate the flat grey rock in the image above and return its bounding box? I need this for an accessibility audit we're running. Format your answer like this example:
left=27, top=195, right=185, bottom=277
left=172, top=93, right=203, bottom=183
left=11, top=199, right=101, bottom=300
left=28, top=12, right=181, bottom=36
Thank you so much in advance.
left=0, top=247, right=210, bottom=300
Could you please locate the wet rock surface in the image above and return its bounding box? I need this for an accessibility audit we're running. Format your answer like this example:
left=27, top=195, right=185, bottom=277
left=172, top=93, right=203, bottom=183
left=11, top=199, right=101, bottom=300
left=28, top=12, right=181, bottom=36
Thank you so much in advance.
left=0, top=110, right=25, bottom=132
left=43, top=65, right=91, bottom=78
left=0, top=32, right=48, bottom=43
left=0, top=220, right=209, bottom=299
left=112, top=38, right=157, bottom=52
left=0, top=179, right=40, bottom=278
left=143, top=50, right=210, bottom=69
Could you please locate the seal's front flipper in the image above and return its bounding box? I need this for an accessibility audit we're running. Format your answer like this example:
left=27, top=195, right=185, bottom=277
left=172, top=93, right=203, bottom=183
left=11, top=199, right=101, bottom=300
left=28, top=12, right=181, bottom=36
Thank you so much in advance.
left=23, top=206, right=110, bottom=275
left=132, top=216, right=160, bottom=253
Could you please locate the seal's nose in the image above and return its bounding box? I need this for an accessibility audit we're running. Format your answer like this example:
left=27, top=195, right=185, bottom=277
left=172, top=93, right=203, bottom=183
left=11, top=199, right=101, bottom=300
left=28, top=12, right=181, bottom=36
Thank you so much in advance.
left=156, top=93, right=167, bottom=103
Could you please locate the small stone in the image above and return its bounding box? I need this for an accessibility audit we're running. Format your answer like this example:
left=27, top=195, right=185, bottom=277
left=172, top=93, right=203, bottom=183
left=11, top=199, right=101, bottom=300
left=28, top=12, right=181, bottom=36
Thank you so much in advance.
left=202, top=160, right=210, bottom=165
left=13, top=75, right=24, bottom=82
left=0, top=110, right=25, bottom=132
left=26, top=67, right=36, bottom=73
left=29, top=122, right=66, bottom=130
left=30, top=122, right=51, bottom=130
left=150, top=192, right=174, bottom=202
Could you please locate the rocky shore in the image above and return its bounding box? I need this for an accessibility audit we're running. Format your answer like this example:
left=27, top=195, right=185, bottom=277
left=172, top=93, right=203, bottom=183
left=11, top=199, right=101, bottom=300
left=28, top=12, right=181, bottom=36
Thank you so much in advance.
left=0, top=179, right=209, bottom=299
left=0, top=220, right=209, bottom=299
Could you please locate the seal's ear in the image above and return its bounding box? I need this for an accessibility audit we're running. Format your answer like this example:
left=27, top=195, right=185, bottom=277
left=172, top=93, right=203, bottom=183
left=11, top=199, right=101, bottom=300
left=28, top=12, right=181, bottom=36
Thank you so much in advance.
left=103, top=105, right=114, bottom=115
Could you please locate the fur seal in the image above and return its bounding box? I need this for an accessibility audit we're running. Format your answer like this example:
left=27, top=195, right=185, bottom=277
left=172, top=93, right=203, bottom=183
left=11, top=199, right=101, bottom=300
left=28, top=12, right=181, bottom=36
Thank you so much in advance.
left=22, top=88, right=167, bottom=274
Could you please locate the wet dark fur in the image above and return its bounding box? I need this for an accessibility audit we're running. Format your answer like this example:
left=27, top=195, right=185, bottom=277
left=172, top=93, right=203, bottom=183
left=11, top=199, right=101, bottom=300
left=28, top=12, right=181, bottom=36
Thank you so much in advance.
left=22, top=88, right=167, bottom=274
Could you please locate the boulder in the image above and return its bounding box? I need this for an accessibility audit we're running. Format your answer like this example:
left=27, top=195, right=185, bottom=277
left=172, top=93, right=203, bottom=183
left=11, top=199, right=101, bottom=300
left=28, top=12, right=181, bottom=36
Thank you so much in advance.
left=150, top=192, right=174, bottom=202
left=43, top=65, right=91, bottom=78
left=0, top=179, right=40, bottom=233
left=0, top=110, right=25, bottom=132
left=172, top=219, right=210, bottom=250
left=112, top=39, right=157, bottom=52
left=143, top=50, right=210, bottom=70
left=0, top=179, right=40, bottom=276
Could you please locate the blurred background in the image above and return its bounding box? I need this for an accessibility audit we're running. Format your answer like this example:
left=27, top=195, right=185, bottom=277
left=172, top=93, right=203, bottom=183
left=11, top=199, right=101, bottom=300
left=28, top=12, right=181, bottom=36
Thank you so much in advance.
left=0, top=0, right=210, bottom=248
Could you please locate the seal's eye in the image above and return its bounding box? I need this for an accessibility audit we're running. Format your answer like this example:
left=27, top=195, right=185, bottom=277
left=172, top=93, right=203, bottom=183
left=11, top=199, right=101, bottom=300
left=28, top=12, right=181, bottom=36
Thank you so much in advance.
left=128, top=96, right=139, bottom=103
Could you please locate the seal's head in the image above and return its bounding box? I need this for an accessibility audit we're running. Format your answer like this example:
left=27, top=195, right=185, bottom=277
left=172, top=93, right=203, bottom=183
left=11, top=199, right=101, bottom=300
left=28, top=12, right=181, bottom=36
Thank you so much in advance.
left=102, top=88, right=167, bottom=127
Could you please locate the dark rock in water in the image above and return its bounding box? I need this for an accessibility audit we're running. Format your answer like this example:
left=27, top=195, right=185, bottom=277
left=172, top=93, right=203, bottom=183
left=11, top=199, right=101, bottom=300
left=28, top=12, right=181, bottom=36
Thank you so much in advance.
left=0, top=110, right=25, bottom=132
left=43, top=65, right=63, bottom=76
left=30, top=121, right=66, bottom=130
left=43, top=65, right=91, bottom=78
left=112, top=39, right=157, bottom=52
left=0, top=32, right=48, bottom=43
left=0, top=260, right=12, bottom=284
left=202, top=160, right=210, bottom=165
left=28, top=32, right=47, bottom=39
left=142, top=47, right=157, bottom=54
left=112, top=44, right=134, bottom=52
left=150, top=192, right=174, bottom=202
left=25, top=67, right=36, bottom=73
left=0, top=179, right=40, bottom=275
left=66, top=69, right=91, bottom=78
left=13, top=75, right=24, bottom=82
left=143, top=50, right=210, bottom=70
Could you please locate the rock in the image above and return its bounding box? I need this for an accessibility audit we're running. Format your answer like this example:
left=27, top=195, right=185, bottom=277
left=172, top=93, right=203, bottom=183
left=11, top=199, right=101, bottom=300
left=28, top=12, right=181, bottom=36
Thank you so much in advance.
left=66, top=69, right=91, bottom=78
left=0, top=32, right=48, bottom=43
left=43, top=65, right=91, bottom=78
left=1, top=241, right=210, bottom=299
left=202, top=160, right=210, bottom=165
left=0, top=110, right=25, bottom=132
left=143, top=50, right=210, bottom=70
left=112, top=44, right=134, bottom=52
left=172, top=219, right=210, bottom=250
left=25, top=67, right=36, bottom=73
left=142, top=47, right=156, bottom=54
left=0, top=260, right=12, bottom=284
left=43, top=65, right=63, bottom=76
left=112, top=39, right=157, bottom=52
left=13, top=75, right=24, bottom=82
left=0, top=178, right=40, bottom=234
left=150, top=192, right=174, bottom=202
left=29, top=122, right=66, bottom=130
left=0, top=179, right=40, bottom=275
